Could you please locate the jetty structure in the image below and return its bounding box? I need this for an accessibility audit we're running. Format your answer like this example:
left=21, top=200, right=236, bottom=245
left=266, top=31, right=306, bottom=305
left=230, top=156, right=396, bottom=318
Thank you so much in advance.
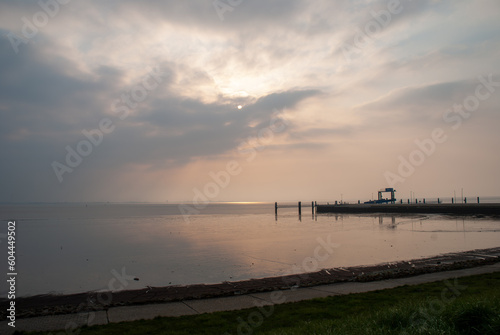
left=314, top=188, right=500, bottom=215
left=316, top=203, right=500, bottom=215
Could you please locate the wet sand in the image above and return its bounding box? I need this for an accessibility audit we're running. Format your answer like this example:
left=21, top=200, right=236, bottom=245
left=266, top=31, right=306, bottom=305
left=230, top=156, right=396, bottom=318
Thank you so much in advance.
left=3, top=246, right=500, bottom=319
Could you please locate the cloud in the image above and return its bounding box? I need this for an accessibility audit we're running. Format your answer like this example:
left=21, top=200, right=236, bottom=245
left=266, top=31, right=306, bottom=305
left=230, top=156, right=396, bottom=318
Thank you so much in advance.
left=356, top=80, right=471, bottom=113
left=119, top=0, right=306, bottom=30
left=122, top=88, right=322, bottom=166
left=0, top=27, right=321, bottom=201
left=354, top=75, right=500, bottom=128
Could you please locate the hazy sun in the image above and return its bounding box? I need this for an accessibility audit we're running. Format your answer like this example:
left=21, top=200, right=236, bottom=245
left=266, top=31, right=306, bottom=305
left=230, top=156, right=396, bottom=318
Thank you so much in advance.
left=237, top=105, right=243, bottom=109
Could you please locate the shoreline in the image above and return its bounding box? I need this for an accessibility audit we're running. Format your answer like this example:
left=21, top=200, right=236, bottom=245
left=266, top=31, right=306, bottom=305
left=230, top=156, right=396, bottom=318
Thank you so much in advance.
left=3, top=246, right=500, bottom=319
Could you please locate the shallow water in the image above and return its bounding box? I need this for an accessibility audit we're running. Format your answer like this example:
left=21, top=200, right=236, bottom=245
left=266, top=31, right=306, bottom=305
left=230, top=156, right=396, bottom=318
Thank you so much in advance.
left=1, top=203, right=500, bottom=297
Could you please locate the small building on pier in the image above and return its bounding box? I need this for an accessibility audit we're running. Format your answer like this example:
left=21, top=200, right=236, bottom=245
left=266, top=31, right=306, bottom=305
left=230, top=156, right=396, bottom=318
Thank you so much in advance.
left=365, top=188, right=396, bottom=204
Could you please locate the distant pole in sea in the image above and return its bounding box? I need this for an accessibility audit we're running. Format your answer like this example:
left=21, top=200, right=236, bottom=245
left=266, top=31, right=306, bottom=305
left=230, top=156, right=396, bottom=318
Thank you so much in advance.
left=298, top=201, right=301, bottom=216
left=478, top=197, right=480, bottom=203
left=275, top=202, right=278, bottom=215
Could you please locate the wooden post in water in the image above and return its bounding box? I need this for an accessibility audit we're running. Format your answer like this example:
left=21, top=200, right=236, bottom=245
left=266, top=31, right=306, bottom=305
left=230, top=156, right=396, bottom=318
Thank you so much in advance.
left=298, top=201, right=301, bottom=215
left=275, top=202, right=278, bottom=215
left=477, top=197, right=480, bottom=203
left=311, top=201, right=314, bottom=214
left=452, top=198, right=454, bottom=204
left=464, top=197, right=467, bottom=204
left=423, top=198, right=426, bottom=204
left=438, top=198, right=440, bottom=204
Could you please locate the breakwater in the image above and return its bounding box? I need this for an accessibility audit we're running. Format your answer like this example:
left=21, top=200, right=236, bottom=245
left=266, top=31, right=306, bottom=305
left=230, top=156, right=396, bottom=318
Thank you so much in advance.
left=316, top=203, right=500, bottom=215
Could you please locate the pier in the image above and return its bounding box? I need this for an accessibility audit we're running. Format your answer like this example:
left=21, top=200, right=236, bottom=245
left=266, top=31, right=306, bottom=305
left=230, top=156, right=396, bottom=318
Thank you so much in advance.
left=316, top=203, right=500, bottom=215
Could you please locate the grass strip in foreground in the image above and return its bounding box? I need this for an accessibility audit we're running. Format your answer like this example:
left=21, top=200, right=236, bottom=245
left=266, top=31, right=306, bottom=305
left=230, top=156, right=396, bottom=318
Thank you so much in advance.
left=20, top=272, right=500, bottom=335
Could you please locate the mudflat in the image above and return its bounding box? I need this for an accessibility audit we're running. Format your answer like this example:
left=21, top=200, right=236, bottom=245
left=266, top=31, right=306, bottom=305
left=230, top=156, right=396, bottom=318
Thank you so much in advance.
left=2, top=247, right=500, bottom=319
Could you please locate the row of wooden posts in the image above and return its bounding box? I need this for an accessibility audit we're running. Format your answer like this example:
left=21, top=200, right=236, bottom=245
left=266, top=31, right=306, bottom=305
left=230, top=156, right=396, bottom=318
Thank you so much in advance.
left=275, top=201, right=317, bottom=215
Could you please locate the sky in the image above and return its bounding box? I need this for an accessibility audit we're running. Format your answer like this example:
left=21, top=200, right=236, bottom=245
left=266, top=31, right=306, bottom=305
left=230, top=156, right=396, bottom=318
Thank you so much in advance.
left=1, top=0, right=499, bottom=203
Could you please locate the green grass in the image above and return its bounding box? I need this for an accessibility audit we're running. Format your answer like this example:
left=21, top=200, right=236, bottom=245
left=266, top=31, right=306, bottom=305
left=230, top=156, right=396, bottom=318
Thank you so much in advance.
left=19, top=272, right=500, bottom=335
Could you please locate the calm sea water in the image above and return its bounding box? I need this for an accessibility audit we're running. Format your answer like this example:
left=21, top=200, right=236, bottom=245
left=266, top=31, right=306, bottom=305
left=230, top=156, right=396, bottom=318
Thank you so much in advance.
left=1, top=201, right=500, bottom=297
